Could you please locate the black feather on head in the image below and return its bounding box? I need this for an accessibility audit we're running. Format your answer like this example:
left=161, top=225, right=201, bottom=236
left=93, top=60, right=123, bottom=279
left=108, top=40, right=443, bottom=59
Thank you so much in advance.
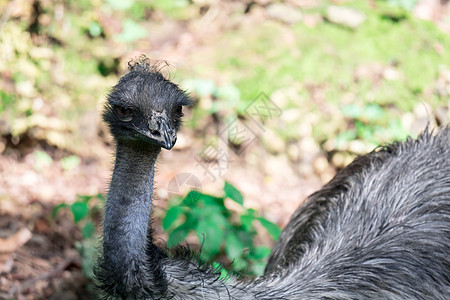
left=103, top=55, right=193, bottom=148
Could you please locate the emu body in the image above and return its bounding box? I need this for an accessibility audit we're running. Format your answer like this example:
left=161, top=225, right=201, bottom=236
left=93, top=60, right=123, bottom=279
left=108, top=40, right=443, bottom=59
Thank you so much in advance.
left=97, top=57, right=450, bottom=299
left=264, top=128, right=450, bottom=299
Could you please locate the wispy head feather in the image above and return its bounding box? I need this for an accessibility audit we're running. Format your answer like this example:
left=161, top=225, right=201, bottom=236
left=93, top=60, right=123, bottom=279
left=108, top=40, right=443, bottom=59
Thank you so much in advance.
left=127, top=56, right=171, bottom=79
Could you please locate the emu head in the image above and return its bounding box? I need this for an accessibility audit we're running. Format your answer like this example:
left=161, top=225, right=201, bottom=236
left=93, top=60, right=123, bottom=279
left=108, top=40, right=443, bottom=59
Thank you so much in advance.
left=103, top=58, right=191, bottom=149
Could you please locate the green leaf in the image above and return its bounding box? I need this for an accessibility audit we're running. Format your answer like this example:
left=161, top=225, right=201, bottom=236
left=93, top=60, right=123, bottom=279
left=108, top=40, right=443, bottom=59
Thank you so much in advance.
left=335, top=130, right=357, bottom=150
left=51, top=203, right=68, bottom=219
left=250, top=246, right=271, bottom=260
left=246, top=208, right=256, bottom=216
left=196, top=219, right=223, bottom=257
left=97, top=194, right=106, bottom=202
left=387, top=0, right=418, bottom=10
left=33, top=150, right=52, bottom=171
left=211, top=262, right=230, bottom=281
left=106, top=0, right=135, bottom=10
left=240, top=214, right=255, bottom=231
left=88, top=21, right=102, bottom=37
left=363, top=103, right=383, bottom=122
left=194, top=79, right=216, bottom=97
left=183, top=78, right=217, bottom=97
left=202, top=203, right=225, bottom=218
left=224, top=181, right=243, bottom=205
left=202, top=194, right=226, bottom=209
left=182, top=190, right=202, bottom=207
left=71, top=202, right=89, bottom=223
left=225, top=233, right=244, bottom=259
left=115, top=19, right=148, bottom=43
left=61, top=155, right=80, bottom=172
left=0, top=90, right=14, bottom=112
left=208, top=211, right=228, bottom=229
left=257, top=217, right=281, bottom=240
left=249, top=261, right=266, bottom=276
left=77, top=194, right=93, bottom=204
left=215, top=84, right=240, bottom=104
left=82, top=221, right=95, bottom=239
left=355, top=120, right=374, bottom=141
left=236, top=230, right=255, bottom=247
left=167, top=224, right=189, bottom=247
left=163, top=206, right=184, bottom=230
left=185, top=208, right=201, bottom=229
left=388, top=119, right=410, bottom=140
left=182, top=191, right=225, bottom=210
left=341, top=104, right=362, bottom=118
left=232, top=257, right=249, bottom=272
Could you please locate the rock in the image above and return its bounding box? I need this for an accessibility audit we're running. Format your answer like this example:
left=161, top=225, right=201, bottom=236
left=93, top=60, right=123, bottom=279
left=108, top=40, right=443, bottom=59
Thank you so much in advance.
left=383, top=67, right=401, bottom=81
left=287, top=143, right=300, bottom=161
left=348, top=140, right=369, bottom=154
left=267, top=3, right=303, bottom=24
left=263, top=129, right=285, bottom=154
left=314, top=155, right=335, bottom=184
left=313, top=155, right=328, bottom=174
left=413, top=0, right=440, bottom=21
left=332, top=151, right=355, bottom=168
left=283, top=108, right=303, bottom=123
left=299, top=136, right=319, bottom=155
left=326, top=5, right=366, bottom=29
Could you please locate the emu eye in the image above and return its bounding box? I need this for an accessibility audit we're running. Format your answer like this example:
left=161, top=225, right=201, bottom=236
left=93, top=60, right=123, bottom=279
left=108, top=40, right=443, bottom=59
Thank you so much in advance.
left=176, top=106, right=183, bottom=116
left=115, top=106, right=133, bottom=122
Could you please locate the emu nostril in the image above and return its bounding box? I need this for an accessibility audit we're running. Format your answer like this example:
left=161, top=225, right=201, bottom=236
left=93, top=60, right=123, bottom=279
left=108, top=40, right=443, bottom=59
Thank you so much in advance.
left=151, top=130, right=161, bottom=137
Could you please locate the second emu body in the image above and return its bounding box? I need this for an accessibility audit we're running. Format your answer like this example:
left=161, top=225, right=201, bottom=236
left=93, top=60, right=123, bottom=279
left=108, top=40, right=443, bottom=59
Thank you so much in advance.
left=97, top=57, right=450, bottom=299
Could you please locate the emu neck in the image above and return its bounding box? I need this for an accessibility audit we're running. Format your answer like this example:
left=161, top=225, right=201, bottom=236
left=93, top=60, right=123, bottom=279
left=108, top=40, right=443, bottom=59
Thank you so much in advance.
left=102, top=141, right=160, bottom=283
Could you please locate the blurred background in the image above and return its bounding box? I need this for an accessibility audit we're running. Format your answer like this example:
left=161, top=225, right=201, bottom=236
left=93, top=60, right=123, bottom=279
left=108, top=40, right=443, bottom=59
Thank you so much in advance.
left=0, top=0, right=449, bottom=298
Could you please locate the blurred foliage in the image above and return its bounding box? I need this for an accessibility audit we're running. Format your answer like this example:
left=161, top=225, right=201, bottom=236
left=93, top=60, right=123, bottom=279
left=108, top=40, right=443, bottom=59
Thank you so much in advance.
left=164, top=182, right=280, bottom=276
left=387, top=0, right=419, bottom=10
left=60, top=154, right=81, bottom=171
left=208, top=4, right=449, bottom=149
left=0, top=0, right=448, bottom=158
left=52, top=194, right=105, bottom=291
left=32, top=149, right=52, bottom=171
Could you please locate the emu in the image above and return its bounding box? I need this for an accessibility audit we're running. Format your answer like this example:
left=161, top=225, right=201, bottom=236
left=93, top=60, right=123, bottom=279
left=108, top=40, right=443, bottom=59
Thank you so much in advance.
left=97, top=56, right=450, bottom=299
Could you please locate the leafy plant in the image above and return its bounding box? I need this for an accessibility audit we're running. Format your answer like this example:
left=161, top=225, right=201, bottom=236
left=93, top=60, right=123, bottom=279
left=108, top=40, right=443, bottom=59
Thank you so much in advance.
left=0, top=91, right=14, bottom=113
left=87, top=21, right=103, bottom=38
left=163, top=181, right=281, bottom=276
left=52, top=194, right=104, bottom=283
left=338, top=103, right=410, bottom=150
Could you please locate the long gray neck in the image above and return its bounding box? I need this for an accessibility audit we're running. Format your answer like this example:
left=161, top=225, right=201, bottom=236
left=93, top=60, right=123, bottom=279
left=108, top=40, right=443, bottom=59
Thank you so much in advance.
left=99, top=141, right=267, bottom=299
left=101, top=140, right=162, bottom=295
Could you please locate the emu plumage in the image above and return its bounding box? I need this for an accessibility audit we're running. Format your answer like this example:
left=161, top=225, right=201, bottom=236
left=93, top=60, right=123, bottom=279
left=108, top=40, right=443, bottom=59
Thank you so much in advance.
left=97, top=57, right=450, bottom=299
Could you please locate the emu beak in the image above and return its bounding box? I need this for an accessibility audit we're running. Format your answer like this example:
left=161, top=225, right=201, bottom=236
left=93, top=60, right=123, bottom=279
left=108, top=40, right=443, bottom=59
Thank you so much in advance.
left=145, top=111, right=177, bottom=150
